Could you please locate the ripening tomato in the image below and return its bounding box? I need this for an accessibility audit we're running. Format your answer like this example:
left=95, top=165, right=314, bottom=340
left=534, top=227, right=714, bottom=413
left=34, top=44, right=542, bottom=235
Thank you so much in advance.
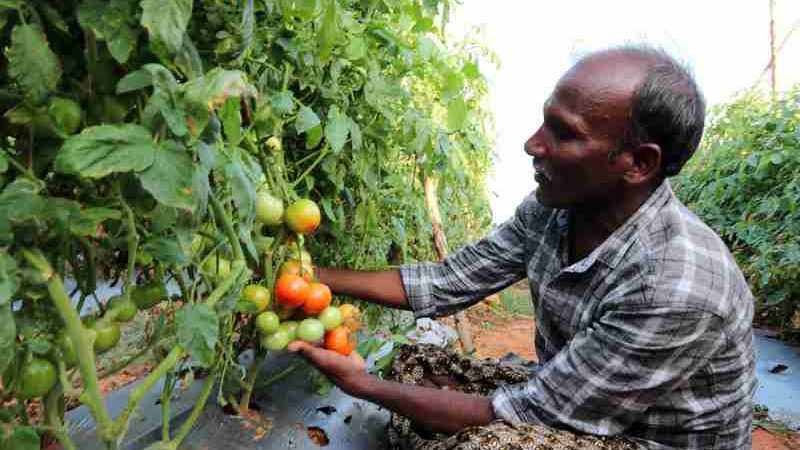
left=302, top=282, right=332, bottom=315
left=18, top=358, right=57, bottom=400
left=275, top=274, right=310, bottom=307
left=255, top=191, right=284, bottom=225
left=241, top=284, right=271, bottom=312
left=285, top=199, right=321, bottom=234
left=278, top=259, right=314, bottom=282
left=324, top=327, right=356, bottom=356
left=338, top=303, right=362, bottom=331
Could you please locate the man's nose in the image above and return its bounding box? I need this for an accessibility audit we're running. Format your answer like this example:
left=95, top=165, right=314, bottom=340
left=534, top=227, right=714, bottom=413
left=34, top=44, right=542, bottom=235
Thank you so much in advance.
left=524, top=127, right=547, bottom=157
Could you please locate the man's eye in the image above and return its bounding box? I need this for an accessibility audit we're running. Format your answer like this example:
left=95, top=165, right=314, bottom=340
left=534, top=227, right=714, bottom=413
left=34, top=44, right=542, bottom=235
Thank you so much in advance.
left=548, top=121, right=574, bottom=141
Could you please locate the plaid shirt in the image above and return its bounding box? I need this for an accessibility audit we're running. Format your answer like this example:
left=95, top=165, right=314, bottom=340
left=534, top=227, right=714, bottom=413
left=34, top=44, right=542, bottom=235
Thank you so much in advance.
left=400, top=180, right=756, bottom=450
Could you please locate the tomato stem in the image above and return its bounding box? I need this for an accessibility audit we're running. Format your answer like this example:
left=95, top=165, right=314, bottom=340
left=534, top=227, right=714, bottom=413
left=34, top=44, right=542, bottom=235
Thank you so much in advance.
left=116, top=182, right=139, bottom=299
left=112, top=346, right=183, bottom=439
left=40, top=256, right=115, bottom=443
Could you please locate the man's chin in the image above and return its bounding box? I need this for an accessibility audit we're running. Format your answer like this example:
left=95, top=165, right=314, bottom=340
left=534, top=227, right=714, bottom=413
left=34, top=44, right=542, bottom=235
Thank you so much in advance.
left=534, top=188, right=559, bottom=208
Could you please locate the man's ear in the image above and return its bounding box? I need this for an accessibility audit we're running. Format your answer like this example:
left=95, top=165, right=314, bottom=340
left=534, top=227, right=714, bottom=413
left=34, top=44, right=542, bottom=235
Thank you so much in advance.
left=623, top=143, right=661, bottom=185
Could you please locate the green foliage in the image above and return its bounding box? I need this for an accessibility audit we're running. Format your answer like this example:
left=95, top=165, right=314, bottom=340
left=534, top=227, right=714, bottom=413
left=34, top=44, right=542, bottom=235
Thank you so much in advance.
left=674, top=88, right=800, bottom=340
left=0, top=0, right=495, bottom=447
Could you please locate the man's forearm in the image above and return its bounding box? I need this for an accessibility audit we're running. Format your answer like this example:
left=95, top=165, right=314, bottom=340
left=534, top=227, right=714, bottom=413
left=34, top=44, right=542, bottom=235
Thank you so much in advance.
left=316, top=267, right=410, bottom=310
left=355, top=375, right=495, bottom=434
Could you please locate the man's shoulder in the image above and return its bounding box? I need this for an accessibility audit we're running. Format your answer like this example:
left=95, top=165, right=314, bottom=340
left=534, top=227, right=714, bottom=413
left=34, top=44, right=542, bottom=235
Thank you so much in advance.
left=629, top=196, right=753, bottom=317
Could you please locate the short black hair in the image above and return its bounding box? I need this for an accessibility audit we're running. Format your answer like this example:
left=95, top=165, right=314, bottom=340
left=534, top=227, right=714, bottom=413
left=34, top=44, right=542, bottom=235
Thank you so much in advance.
left=612, top=46, right=706, bottom=177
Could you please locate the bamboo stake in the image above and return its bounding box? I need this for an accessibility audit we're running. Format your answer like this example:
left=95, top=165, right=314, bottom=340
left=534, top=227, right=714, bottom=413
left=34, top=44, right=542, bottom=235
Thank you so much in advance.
left=423, top=176, right=475, bottom=354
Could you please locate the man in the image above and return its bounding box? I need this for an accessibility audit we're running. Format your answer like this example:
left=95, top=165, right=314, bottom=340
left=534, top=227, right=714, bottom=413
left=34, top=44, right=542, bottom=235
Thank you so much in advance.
left=287, top=46, right=756, bottom=450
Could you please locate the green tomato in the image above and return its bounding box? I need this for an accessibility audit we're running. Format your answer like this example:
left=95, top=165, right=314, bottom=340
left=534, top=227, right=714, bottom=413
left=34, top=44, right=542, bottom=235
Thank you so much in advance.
left=278, top=320, right=298, bottom=342
left=297, top=318, right=325, bottom=343
left=56, top=333, right=77, bottom=368
left=317, top=306, right=342, bottom=331
left=261, top=329, right=291, bottom=351
left=203, top=256, right=232, bottom=281
left=86, top=319, right=121, bottom=354
left=18, top=358, right=57, bottom=400
left=130, top=282, right=167, bottom=310
left=108, top=295, right=137, bottom=322
left=255, top=191, right=284, bottom=225
left=255, top=311, right=280, bottom=335
left=47, top=97, right=82, bottom=135
left=242, top=285, right=271, bottom=312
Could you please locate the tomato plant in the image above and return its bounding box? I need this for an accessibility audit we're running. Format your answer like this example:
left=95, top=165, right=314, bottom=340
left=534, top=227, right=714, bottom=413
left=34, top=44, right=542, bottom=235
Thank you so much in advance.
left=0, top=0, right=495, bottom=448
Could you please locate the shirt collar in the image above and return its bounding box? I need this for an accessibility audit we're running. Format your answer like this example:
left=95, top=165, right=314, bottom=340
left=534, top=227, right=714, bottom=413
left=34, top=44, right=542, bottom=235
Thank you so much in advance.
left=556, top=180, right=674, bottom=273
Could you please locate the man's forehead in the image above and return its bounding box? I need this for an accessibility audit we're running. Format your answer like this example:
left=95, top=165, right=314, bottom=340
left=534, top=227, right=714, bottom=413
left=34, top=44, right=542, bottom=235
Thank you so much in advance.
left=547, top=53, right=650, bottom=126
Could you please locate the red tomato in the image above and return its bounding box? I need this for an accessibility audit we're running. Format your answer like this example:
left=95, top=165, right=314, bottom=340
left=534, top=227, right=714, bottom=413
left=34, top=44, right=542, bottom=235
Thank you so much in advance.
left=275, top=274, right=310, bottom=307
left=302, top=282, right=332, bottom=315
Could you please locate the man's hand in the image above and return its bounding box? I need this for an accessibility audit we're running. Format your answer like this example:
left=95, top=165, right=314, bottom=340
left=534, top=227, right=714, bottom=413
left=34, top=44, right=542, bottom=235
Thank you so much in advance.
left=287, top=341, right=371, bottom=396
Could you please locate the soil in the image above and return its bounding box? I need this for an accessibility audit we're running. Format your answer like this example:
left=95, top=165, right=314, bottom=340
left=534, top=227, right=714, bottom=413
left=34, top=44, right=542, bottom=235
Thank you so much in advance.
left=463, top=302, right=800, bottom=450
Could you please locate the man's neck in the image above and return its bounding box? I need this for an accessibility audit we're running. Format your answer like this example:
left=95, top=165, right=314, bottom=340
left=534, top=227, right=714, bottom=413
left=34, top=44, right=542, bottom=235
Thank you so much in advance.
left=568, top=183, right=659, bottom=263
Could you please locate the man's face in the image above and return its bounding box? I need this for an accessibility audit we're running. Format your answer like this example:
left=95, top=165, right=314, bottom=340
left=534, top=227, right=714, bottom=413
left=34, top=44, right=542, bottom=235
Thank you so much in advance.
left=524, top=54, right=646, bottom=209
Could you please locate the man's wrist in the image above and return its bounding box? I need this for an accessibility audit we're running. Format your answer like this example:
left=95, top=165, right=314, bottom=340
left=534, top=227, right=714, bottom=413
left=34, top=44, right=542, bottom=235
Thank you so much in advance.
left=347, top=371, right=381, bottom=399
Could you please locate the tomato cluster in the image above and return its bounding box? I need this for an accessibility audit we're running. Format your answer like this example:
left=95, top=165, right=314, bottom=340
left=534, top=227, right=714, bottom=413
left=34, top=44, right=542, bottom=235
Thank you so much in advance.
left=240, top=197, right=359, bottom=355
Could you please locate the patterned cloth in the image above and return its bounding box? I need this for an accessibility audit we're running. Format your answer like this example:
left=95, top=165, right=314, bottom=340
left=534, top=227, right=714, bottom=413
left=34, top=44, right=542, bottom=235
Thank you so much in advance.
left=400, top=181, right=756, bottom=450
left=387, top=344, right=640, bottom=450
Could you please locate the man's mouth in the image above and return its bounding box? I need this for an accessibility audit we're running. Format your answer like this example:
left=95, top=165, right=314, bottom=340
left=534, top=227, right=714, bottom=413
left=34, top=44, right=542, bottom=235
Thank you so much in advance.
left=533, top=161, right=552, bottom=183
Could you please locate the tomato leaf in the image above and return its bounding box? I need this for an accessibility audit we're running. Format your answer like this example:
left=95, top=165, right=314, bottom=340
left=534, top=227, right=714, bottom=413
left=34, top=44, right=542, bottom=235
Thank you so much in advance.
left=183, top=69, right=254, bottom=138
left=348, top=118, right=362, bottom=151
left=141, top=64, right=188, bottom=137
left=270, top=91, right=295, bottom=116
left=176, top=304, right=218, bottom=368
left=142, top=237, right=190, bottom=266
left=0, top=426, right=39, bottom=450
left=0, top=303, right=15, bottom=378
left=140, top=0, right=193, bottom=54
left=6, top=24, right=61, bottom=104
left=220, top=97, right=242, bottom=146
left=222, top=148, right=258, bottom=224
left=295, top=106, right=320, bottom=133
left=55, top=124, right=157, bottom=178
left=325, top=105, right=349, bottom=153
left=78, top=0, right=139, bottom=64
left=447, top=97, right=467, bottom=131
left=116, top=69, right=154, bottom=94
left=317, top=0, right=340, bottom=62
left=137, top=142, right=194, bottom=211
left=69, top=207, right=121, bottom=237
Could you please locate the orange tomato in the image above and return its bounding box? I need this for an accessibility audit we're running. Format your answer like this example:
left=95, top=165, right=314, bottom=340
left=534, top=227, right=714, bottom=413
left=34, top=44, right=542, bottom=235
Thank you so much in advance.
left=302, top=282, right=332, bottom=315
left=324, top=326, right=356, bottom=356
left=275, top=274, right=310, bottom=307
left=279, top=259, right=314, bottom=282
